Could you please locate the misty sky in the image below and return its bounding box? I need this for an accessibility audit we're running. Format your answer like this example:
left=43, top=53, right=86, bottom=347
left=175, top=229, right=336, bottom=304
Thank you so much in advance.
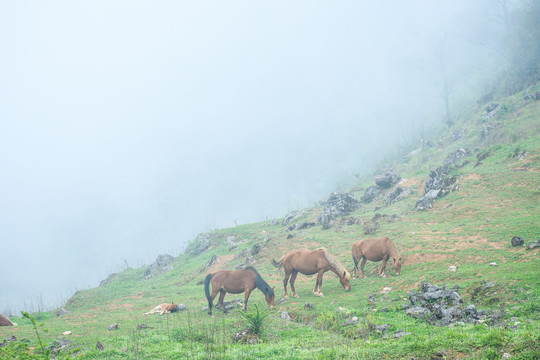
left=1, top=0, right=493, bottom=313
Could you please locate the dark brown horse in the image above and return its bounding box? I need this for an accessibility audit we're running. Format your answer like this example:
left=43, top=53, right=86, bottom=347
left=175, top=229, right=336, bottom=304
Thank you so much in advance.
left=204, top=266, right=275, bottom=315
left=273, top=248, right=351, bottom=298
left=352, top=237, right=402, bottom=278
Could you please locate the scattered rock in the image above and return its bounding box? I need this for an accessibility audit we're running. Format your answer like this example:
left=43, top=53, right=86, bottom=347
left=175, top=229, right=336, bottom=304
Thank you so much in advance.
left=144, top=254, right=175, bottom=279
left=232, top=328, right=258, bottom=344
left=100, top=273, right=118, bottom=286
left=527, top=239, right=540, bottom=250
left=205, top=255, right=220, bottom=269
left=108, top=324, right=119, bottom=331
left=361, top=186, right=381, bottom=203
left=511, top=236, right=524, bottom=247
left=62, top=331, right=72, bottom=336
left=137, top=324, right=150, bottom=330
left=281, top=311, right=291, bottom=321
left=375, top=170, right=401, bottom=189
left=489, top=262, right=498, bottom=266
left=56, top=308, right=68, bottom=317
left=186, top=233, right=211, bottom=256
left=485, top=103, right=499, bottom=113
left=318, top=192, right=359, bottom=229
left=431, top=350, right=447, bottom=359
left=392, top=330, right=412, bottom=339
left=0, top=336, right=17, bottom=348
left=304, top=303, right=314, bottom=309
left=444, top=148, right=469, bottom=167
left=177, top=304, right=187, bottom=311
left=448, top=266, right=458, bottom=272
left=288, top=222, right=316, bottom=231
left=48, top=338, right=73, bottom=356
left=282, top=210, right=306, bottom=226
left=452, top=128, right=467, bottom=141
left=96, top=341, right=104, bottom=351
left=414, top=189, right=440, bottom=211
left=384, top=186, right=411, bottom=205
left=344, top=316, right=359, bottom=326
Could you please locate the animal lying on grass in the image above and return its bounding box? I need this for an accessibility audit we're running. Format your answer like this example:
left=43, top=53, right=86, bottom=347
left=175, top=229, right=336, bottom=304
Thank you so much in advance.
left=204, top=266, right=275, bottom=316
left=352, top=237, right=402, bottom=278
left=272, top=248, right=351, bottom=298
left=144, top=302, right=179, bottom=315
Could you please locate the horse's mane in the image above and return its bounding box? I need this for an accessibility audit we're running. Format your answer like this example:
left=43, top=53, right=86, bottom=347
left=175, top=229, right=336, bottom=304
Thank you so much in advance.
left=246, top=266, right=274, bottom=296
left=318, top=247, right=350, bottom=279
left=244, top=266, right=260, bottom=275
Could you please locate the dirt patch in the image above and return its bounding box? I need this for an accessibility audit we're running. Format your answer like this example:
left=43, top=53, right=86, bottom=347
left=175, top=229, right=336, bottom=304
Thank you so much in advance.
left=405, top=253, right=451, bottom=265
left=208, top=254, right=235, bottom=273
left=400, top=177, right=423, bottom=189
left=461, top=174, right=482, bottom=182
left=125, top=293, right=144, bottom=299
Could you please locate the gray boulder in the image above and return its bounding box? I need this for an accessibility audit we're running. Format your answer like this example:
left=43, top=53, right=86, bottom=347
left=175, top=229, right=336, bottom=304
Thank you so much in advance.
left=361, top=186, right=381, bottom=203
left=318, top=192, right=359, bottom=229
left=511, top=236, right=524, bottom=247
left=375, top=171, right=401, bottom=189
left=144, top=254, right=175, bottom=280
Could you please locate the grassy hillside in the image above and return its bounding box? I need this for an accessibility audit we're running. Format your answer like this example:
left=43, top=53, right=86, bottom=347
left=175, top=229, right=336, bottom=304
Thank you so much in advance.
left=1, top=86, right=539, bottom=359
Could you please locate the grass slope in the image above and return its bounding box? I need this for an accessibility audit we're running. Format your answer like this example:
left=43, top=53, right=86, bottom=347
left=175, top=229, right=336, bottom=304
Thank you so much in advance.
left=1, top=88, right=539, bottom=359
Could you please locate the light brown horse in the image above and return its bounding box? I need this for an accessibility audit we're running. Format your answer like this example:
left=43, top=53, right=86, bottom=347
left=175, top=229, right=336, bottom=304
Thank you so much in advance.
left=144, top=302, right=179, bottom=315
left=352, top=237, right=402, bottom=278
left=273, top=248, right=351, bottom=298
left=204, top=266, right=275, bottom=315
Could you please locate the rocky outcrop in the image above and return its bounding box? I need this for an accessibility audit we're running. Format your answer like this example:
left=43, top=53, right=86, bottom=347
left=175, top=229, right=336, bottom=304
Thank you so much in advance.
left=144, top=254, right=175, bottom=280
left=361, top=186, right=381, bottom=203
left=282, top=210, right=306, bottom=226
left=384, top=187, right=411, bottom=205
left=374, top=170, right=401, bottom=189
left=318, top=193, right=359, bottom=229
left=186, top=233, right=211, bottom=256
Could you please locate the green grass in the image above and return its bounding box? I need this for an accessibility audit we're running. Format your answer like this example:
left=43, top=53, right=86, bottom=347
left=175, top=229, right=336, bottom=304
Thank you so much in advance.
left=1, top=89, right=540, bottom=359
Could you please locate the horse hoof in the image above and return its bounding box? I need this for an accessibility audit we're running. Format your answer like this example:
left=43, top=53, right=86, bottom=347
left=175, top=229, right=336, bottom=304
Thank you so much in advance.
left=293, top=294, right=299, bottom=298
left=319, top=293, right=324, bottom=297
left=362, top=276, right=367, bottom=279
left=284, top=295, right=289, bottom=299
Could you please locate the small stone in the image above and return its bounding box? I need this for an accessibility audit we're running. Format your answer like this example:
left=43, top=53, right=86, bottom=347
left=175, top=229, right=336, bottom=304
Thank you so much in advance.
left=108, top=324, right=119, bottom=330
left=96, top=341, right=104, bottom=351
left=448, top=265, right=458, bottom=272
left=62, top=331, right=72, bottom=336
left=511, top=236, right=524, bottom=247
left=489, top=262, right=498, bottom=266
left=502, top=353, right=511, bottom=359
left=280, top=311, right=291, bottom=321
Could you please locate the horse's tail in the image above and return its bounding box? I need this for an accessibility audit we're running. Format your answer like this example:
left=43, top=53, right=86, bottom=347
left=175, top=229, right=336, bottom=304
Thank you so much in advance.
left=204, top=273, right=213, bottom=315
left=271, top=256, right=284, bottom=274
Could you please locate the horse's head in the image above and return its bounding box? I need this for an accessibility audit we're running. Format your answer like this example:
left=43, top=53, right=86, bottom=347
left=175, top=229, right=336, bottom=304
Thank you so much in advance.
left=394, top=256, right=403, bottom=275
left=340, top=271, right=352, bottom=291
left=265, top=286, right=276, bottom=309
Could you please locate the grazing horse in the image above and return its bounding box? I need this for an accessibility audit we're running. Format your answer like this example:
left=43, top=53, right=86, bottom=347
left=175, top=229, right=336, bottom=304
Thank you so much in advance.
left=204, top=266, right=275, bottom=315
left=273, top=248, right=351, bottom=298
left=352, top=237, right=402, bottom=278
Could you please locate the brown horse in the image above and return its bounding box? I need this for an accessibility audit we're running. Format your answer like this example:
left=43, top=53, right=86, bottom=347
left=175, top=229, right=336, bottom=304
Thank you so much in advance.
left=273, top=248, right=351, bottom=298
left=352, top=237, right=402, bottom=278
left=204, top=266, right=275, bottom=315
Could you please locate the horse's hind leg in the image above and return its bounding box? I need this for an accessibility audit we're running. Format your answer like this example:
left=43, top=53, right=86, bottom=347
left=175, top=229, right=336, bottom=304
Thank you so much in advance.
left=380, top=255, right=389, bottom=278
left=208, top=288, right=220, bottom=315
left=360, top=257, right=368, bottom=278
left=283, top=272, right=291, bottom=299
left=290, top=270, right=299, bottom=298
left=314, top=271, right=324, bottom=297
left=218, top=289, right=228, bottom=313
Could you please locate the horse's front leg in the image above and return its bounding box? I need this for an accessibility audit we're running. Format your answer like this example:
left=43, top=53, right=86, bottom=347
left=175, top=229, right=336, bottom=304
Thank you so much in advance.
left=352, top=256, right=359, bottom=279
left=243, top=289, right=252, bottom=311
left=380, top=256, right=389, bottom=278
left=218, top=289, right=228, bottom=313
left=283, top=272, right=291, bottom=299
left=360, top=257, right=368, bottom=278
left=314, top=271, right=324, bottom=297
left=290, top=270, right=299, bottom=298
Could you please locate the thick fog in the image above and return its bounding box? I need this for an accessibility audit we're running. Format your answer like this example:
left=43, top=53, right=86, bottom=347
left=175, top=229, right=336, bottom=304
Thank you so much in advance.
left=1, top=1, right=503, bottom=314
